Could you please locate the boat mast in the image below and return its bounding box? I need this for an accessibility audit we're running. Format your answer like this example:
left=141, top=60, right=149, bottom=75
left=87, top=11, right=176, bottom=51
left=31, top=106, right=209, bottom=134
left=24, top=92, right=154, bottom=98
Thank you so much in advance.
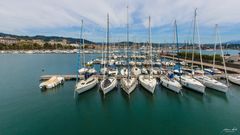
left=149, top=16, right=153, bottom=79
left=191, top=9, right=197, bottom=73
left=184, top=40, right=188, bottom=64
left=173, top=23, right=176, bottom=62
left=175, top=20, right=181, bottom=82
left=213, top=25, right=217, bottom=70
left=216, top=24, right=229, bottom=86
left=107, top=13, right=110, bottom=69
left=83, top=34, right=85, bottom=68
left=196, top=10, right=204, bottom=73
left=127, top=5, right=130, bottom=79
left=76, top=20, right=83, bottom=84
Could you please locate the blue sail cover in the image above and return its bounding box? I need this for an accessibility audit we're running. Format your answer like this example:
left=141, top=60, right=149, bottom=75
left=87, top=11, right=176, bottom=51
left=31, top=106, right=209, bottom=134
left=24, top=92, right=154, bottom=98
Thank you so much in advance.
left=84, top=72, right=92, bottom=79
left=168, top=73, right=174, bottom=79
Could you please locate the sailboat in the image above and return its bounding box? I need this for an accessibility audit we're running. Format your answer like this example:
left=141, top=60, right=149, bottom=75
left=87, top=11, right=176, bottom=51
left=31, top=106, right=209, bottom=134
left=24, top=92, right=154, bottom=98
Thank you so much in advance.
left=75, top=20, right=98, bottom=94
left=176, top=9, right=205, bottom=94
left=228, top=75, right=240, bottom=85
left=120, top=5, right=138, bottom=95
left=100, top=14, right=118, bottom=95
left=160, top=20, right=182, bottom=93
left=161, top=73, right=182, bottom=93
left=192, top=11, right=228, bottom=93
left=204, top=37, right=223, bottom=75
left=78, top=39, right=97, bottom=75
left=139, top=16, right=157, bottom=94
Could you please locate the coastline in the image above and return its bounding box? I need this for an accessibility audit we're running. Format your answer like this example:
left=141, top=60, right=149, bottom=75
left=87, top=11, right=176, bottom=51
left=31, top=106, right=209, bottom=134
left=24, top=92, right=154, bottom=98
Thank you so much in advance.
left=0, top=49, right=103, bottom=54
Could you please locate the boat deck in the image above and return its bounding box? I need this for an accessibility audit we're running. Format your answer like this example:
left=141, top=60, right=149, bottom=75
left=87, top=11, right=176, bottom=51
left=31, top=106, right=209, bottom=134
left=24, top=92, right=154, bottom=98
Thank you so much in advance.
left=40, top=74, right=238, bottom=81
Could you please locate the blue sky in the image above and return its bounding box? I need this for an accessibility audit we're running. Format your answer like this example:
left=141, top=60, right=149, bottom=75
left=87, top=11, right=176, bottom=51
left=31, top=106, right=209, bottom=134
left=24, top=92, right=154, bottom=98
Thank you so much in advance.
left=0, top=0, right=239, bottom=43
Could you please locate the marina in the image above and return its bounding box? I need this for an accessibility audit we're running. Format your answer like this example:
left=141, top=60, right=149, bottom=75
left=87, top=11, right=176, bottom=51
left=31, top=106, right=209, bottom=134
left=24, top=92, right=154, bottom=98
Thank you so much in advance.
left=1, top=0, right=240, bottom=134
left=2, top=52, right=240, bottom=135
left=39, top=11, right=240, bottom=95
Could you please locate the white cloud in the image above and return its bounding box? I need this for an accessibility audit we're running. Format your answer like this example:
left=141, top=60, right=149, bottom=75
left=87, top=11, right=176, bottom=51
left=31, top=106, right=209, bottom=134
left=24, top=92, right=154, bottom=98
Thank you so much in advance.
left=0, top=0, right=239, bottom=35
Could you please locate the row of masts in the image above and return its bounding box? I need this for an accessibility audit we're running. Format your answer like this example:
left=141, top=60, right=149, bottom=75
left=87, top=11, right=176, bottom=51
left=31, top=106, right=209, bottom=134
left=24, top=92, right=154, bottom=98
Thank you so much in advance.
left=72, top=7, right=239, bottom=97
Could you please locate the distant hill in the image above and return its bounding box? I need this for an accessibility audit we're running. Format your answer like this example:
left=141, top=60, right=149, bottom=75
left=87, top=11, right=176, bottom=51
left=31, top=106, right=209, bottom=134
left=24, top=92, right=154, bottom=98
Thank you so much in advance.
left=225, top=40, right=240, bottom=45
left=1, top=32, right=240, bottom=47
left=0, top=33, right=94, bottom=44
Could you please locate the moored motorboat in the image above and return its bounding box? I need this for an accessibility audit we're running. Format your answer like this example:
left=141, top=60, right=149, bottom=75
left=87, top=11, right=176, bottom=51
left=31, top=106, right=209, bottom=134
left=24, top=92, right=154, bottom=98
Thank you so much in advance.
left=39, top=76, right=64, bottom=89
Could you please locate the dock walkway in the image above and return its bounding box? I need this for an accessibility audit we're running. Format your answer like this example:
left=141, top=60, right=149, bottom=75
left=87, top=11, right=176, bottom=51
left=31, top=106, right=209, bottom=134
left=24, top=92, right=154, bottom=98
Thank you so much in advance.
left=162, top=55, right=240, bottom=74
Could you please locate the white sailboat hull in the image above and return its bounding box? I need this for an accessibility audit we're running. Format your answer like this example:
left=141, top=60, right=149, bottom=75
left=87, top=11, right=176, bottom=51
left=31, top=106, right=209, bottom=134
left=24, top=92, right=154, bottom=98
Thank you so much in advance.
left=228, top=75, right=240, bottom=85
left=139, top=75, right=157, bottom=94
left=100, top=77, right=117, bottom=94
left=75, top=76, right=98, bottom=94
left=194, top=76, right=228, bottom=93
left=160, top=76, right=182, bottom=93
left=120, top=77, right=138, bottom=94
left=176, top=75, right=205, bottom=93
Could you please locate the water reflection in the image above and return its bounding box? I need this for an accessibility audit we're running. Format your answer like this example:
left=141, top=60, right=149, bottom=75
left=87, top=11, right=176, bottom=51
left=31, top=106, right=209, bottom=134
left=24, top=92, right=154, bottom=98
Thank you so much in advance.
left=120, top=88, right=131, bottom=103
left=181, top=87, right=205, bottom=103
left=138, top=85, right=155, bottom=106
left=75, top=85, right=98, bottom=105
left=40, top=84, right=63, bottom=95
left=99, top=86, right=118, bottom=104
left=205, top=88, right=229, bottom=103
left=160, top=85, right=183, bottom=104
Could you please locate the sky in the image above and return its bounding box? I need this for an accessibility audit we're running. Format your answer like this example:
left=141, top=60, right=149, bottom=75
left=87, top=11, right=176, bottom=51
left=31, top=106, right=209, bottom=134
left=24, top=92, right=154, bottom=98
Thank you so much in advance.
left=0, top=0, right=240, bottom=43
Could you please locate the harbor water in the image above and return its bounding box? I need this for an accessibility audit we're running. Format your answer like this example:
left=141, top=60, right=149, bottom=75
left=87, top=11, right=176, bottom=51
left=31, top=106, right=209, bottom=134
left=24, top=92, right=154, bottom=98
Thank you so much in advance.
left=0, top=54, right=240, bottom=135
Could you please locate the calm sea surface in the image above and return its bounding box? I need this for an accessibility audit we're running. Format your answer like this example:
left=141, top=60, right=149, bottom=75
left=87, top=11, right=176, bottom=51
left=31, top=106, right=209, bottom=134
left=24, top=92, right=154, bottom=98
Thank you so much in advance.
left=0, top=54, right=240, bottom=135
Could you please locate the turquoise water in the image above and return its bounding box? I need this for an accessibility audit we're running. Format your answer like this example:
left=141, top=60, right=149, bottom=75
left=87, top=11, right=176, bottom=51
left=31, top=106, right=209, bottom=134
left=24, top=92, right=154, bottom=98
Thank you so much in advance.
left=0, top=54, right=240, bottom=135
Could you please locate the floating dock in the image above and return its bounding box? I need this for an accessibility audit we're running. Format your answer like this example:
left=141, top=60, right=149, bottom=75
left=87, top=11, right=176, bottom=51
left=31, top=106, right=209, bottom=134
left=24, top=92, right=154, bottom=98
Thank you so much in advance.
left=162, top=55, right=240, bottom=74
